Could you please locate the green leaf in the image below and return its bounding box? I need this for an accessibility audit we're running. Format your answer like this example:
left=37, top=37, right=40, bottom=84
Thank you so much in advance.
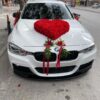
left=61, top=49, right=69, bottom=58
left=44, top=48, right=51, bottom=60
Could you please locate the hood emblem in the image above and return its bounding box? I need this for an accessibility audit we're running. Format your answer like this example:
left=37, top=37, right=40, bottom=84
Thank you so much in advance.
left=54, top=47, right=59, bottom=52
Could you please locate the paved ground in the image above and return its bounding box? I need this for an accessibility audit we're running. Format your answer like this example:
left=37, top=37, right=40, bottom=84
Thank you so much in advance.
left=0, top=6, right=100, bottom=100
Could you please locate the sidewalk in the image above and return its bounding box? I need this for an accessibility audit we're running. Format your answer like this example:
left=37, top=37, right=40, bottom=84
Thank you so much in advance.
left=75, top=6, right=100, bottom=13
left=0, top=6, right=19, bottom=56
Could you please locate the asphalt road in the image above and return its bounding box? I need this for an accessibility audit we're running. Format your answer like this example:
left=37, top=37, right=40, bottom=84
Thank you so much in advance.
left=0, top=9, right=100, bottom=100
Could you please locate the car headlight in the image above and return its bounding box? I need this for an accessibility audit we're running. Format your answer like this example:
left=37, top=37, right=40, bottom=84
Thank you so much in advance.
left=80, top=45, right=95, bottom=53
left=8, top=43, right=30, bottom=56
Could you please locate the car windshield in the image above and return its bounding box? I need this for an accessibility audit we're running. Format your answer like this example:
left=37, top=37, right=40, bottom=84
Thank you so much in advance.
left=22, top=3, right=72, bottom=19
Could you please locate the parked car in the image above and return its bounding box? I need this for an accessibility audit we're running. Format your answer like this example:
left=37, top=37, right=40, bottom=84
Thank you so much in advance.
left=66, top=2, right=75, bottom=7
left=8, top=0, right=96, bottom=78
left=92, top=3, right=100, bottom=8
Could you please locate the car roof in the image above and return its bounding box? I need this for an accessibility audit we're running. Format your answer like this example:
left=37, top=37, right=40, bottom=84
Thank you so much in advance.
left=27, top=0, right=64, bottom=4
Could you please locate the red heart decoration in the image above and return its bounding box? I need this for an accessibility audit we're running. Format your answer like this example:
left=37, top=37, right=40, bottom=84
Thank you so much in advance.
left=34, top=19, right=70, bottom=40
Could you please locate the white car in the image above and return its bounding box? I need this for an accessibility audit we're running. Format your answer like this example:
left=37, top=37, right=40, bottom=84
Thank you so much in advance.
left=8, top=0, right=96, bottom=78
left=92, top=3, right=100, bottom=8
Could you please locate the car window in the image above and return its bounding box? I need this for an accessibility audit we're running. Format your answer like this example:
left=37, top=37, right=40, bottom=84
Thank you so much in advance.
left=22, top=3, right=72, bottom=19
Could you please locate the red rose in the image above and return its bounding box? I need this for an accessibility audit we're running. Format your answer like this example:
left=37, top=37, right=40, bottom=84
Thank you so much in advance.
left=56, top=41, right=66, bottom=46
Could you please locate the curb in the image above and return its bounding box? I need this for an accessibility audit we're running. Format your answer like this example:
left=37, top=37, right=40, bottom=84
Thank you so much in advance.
left=0, top=46, right=7, bottom=57
left=0, top=29, right=7, bottom=57
left=75, top=7, right=100, bottom=14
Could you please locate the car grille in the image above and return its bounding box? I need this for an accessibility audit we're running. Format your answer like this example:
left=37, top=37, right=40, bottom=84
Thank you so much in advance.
left=60, top=51, right=78, bottom=61
left=33, top=52, right=56, bottom=62
left=33, top=51, right=78, bottom=62
left=35, top=66, right=75, bottom=74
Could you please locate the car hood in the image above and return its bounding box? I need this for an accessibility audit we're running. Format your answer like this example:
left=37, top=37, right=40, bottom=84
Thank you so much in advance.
left=10, top=19, right=94, bottom=49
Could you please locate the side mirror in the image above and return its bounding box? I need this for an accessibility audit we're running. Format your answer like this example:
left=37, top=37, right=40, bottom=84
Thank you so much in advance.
left=73, top=13, right=80, bottom=20
left=13, top=12, right=20, bottom=18
left=13, top=12, right=20, bottom=26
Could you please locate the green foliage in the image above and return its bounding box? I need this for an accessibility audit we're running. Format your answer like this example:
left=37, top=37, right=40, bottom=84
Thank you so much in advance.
left=44, top=48, right=51, bottom=60
left=61, top=49, right=69, bottom=58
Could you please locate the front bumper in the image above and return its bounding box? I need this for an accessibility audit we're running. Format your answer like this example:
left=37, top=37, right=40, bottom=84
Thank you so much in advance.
left=13, top=60, right=93, bottom=79
left=8, top=47, right=96, bottom=78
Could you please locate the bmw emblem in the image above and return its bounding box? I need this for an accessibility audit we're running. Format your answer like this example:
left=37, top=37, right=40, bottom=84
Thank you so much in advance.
left=54, top=47, right=59, bottom=52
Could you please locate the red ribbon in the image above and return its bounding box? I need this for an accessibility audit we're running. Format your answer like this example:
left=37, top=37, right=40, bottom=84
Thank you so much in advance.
left=13, top=12, right=20, bottom=26
left=56, top=46, right=63, bottom=69
left=43, top=52, right=46, bottom=73
left=43, top=50, right=50, bottom=75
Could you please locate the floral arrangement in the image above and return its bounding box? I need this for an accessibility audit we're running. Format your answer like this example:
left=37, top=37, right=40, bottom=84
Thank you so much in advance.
left=34, top=19, right=70, bottom=74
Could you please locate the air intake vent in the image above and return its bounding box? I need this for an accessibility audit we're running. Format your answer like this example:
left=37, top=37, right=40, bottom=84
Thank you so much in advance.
left=36, top=66, right=75, bottom=74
